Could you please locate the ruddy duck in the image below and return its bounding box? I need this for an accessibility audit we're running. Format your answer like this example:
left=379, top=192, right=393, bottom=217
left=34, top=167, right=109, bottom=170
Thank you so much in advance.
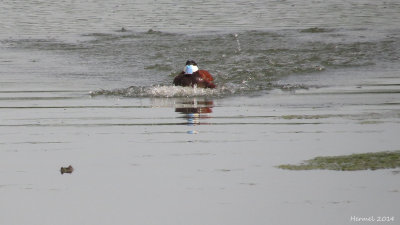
left=173, top=60, right=216, bottom=88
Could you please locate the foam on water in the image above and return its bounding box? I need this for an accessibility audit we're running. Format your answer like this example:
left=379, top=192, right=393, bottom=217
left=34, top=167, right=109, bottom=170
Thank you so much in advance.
left=90, top=85, right=237, bottom=98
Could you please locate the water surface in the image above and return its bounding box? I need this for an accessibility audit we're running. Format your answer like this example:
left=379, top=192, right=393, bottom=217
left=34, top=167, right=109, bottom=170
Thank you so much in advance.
left=1, top=1, right=400, bottom=225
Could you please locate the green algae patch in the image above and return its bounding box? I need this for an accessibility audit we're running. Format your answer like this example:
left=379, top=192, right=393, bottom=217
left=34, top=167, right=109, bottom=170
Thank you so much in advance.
left=278, top=151, right=400, bottom=171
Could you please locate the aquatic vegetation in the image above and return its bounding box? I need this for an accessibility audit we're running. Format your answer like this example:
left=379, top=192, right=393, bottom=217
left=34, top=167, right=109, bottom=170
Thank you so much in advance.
left=278, top=151, right=400, bottom=171
left=359, top=120, right=383, bottom=125
left=300, top=27, right=333, bottom=33
left=281, top=114, right=333, bottom=120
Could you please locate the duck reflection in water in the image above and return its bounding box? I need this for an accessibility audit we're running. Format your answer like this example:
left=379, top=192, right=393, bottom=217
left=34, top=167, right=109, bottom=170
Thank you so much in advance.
left=175, top=98, right=214, bottom=133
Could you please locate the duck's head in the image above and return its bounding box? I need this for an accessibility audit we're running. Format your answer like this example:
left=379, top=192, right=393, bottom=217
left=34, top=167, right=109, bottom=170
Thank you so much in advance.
left=184, top=60, right=199, bottom=74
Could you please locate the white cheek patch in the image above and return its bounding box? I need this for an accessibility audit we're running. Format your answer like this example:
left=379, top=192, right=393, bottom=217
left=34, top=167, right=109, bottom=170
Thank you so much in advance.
left=184, top=65, right=199, bottom=74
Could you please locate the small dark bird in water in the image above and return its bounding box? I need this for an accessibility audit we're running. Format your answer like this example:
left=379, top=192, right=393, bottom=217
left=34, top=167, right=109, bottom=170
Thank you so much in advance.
left=173, top=60, right=216, bottom=88
left=60, top=165, right=74, bottom=175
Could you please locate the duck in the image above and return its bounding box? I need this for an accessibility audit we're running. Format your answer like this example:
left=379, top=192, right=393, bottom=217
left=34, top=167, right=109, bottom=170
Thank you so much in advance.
left=60, top=165, right=74, bottom=175
left=173, top=60, right=216, bottom=88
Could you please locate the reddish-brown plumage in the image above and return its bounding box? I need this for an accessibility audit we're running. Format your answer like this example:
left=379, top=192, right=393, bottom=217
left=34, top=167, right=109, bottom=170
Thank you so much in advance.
left=173, top=70, right=216, bottom=88
left=198, top=70, right=214, bottom=82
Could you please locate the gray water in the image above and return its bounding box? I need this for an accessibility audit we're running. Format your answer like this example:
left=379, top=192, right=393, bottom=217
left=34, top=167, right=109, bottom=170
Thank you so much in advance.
left=1, top=0, right=400, bottom=37
left=1, top=1, right=400, bottom=225
left=1, top=0, right=399, bottom=95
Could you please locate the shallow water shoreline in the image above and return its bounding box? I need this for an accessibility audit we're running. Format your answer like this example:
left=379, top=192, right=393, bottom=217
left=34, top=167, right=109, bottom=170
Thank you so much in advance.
left=1, top=70, right=400, bottom=224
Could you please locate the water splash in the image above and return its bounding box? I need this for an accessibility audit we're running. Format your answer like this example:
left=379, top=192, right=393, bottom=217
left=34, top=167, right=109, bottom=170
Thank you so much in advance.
left=90, top=85, right=230, bottom=98
left=234, top=33, right=241, bottom=53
